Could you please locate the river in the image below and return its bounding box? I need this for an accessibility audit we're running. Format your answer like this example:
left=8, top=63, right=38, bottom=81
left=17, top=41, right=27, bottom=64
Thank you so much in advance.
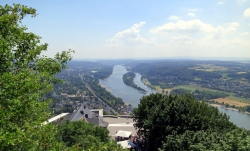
left=99, top=65, right=250, bottom=130
left=99, top=65, right=157, bottom=107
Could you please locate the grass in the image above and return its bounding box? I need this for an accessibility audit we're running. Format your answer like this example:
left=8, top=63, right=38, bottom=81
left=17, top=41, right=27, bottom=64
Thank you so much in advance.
left=153, top=85, right=172, bottom=93
left=190, top=64, right=228, bottom=72
left=143, top=78, right=250, bottom=104
left=174, top=85, right=219, bottom=92
left=221, top=73, right=228, bottom=79
left=174, top=85, right=250, bottom=104
left=237, top=72, right=247, bottom=74
left=194, top=77, right=201, bottom=81
left=240, top=78, right=249, bottom=85
left=155, top=86, right=161, bottom=91
left=226, top=96, right=250, bottom=103
left=213, top=98, right=249, bottom=107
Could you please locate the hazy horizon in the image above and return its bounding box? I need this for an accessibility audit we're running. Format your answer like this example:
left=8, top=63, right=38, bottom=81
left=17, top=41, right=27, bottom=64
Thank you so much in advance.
left=1, top=0, right=250, bottom=59
left=73, top=57, right=250, bottom=61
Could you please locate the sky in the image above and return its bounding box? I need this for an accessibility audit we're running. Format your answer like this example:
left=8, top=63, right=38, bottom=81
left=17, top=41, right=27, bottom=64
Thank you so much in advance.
left=1, top=0, right=250, bottom=59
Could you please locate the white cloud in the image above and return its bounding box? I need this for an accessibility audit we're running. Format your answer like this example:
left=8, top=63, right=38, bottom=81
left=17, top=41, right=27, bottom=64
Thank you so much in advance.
left=170, top=35, right=192, bottom=41
left=241, top=32, right=250, bottom=35
left=217, top=1, right=224, bottom=4
left=150, top=20, right=239, bottom=34
left=238, top=0, right=247, bottom=3
left=188, top=8, right=199, bottom=12
left=188, top=13, right=196, bottom=17
left=106, top=21, right=153, bottom=47
left=225, top=22, right=240, bottom=32
left=151, top=20, right=222, bottom=33
left=105, top=20, right=247, bottom=59
left=244, top=8, right=250, bottom=17
left=147, top=20, right=248, bottom=58
left=149, top=20, right=240, bottom=45
left=169, top=15, right=180, bottom=20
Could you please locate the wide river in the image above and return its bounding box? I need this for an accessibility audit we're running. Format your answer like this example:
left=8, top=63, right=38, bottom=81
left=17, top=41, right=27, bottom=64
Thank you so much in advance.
left=99, top=65, right=250, bottom=130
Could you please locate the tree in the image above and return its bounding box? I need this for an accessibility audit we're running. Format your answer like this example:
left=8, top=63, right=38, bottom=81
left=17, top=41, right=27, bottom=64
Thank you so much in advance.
left=56, top=121, right=123, bottom=150
left=56, top=121, right=110, bottom=147
left=159, top=128, right=250, bottom=151
left=133, top=93, right=241, bottom=150
left=0, top=4, right=73, bottom=150
left=195, top=89, right=200, bottom=93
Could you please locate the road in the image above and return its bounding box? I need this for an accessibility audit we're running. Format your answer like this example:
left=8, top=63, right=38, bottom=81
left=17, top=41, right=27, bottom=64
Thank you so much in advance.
left=80, top=75, right=118, bottom=114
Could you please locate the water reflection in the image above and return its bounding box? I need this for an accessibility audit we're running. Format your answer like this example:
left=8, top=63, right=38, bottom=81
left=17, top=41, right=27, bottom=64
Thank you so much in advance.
left=217, top=106, right=250, bottom=130
left=99, top=65, right=157, bottom=107
left=99, top=65, right=250, bottom=130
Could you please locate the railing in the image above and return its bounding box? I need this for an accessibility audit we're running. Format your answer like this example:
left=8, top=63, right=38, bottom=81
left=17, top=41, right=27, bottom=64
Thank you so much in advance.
left=103, top=115, right=132, bottom=118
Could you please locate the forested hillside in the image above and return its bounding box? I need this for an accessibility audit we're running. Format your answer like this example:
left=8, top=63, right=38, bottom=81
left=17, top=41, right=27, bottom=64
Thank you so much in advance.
left=131, top=60, right=250, bottom=101
left=123, top=72, right=147, bottom=92
left=67, top=61, right=113, bottom=79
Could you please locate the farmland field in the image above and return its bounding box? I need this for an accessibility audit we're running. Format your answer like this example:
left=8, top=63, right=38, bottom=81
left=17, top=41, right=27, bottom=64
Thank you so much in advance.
left=189, top=64, right=228, bottom=72
left=174, top=85, right=219, bottom=92
left=174, top=85, right=250, bottom=104
left=213, top=98, right=250, bottom=107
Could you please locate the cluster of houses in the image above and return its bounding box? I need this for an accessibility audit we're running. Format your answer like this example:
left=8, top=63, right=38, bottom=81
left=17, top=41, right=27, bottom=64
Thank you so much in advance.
left=203, top=80, right=250, bottom=99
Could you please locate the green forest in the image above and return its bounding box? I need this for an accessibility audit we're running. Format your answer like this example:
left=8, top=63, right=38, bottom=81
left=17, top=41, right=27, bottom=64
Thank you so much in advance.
left=67, top=61, right=114, bottom=79
left=132, top=61, right=250, bottom=89
left=133, top=93, right=250, bottom=150
left=171, top=89, right=230, bottom=100
left=122, top=72, right=147, bottom=92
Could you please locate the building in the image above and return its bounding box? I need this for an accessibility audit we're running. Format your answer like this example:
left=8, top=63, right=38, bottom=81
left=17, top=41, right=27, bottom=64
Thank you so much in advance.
left=70, top=105, right=108, bottom=128
left=45, top=105, right=108, bottom=128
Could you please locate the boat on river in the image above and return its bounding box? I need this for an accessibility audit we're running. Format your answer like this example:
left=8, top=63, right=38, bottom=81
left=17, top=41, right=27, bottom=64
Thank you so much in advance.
left=139, top=90, right=147, bottom=94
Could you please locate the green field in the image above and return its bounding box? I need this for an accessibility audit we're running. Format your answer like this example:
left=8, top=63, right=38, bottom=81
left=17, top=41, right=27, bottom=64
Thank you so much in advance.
left=174, top=85, right=219, bottom=92
left=221, top=73, right=228, bottom=79
left=227, top=96, right=250, bottom=103
left=174, top=85, right=250, bottom=104
left=155, top=86, right=161, bottom=91
left=194, top=77, right=201, bottom=81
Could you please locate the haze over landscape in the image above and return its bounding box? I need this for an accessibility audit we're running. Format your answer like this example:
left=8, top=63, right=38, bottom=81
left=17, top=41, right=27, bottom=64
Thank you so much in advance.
left=2, top=1, right=250, bottom=150
left=1, top=0, right=250, bottom=59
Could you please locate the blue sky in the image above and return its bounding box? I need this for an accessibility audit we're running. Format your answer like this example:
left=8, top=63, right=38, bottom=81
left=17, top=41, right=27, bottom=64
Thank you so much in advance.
left=1, top=0, right=250, bottom=59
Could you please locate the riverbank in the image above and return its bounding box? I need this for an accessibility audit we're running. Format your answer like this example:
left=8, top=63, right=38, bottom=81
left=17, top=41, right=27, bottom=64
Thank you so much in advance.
left=141, top=78, right=160, bottom=91
left=210, top=104, right=250, bottom=114
left=123, top=72, right=147, bottom=93
left=213, top=98, right=250, bottom=107
left=141, top=79, right=250, bottom=107
left=141, top=78, right=173, bottom=94
left=99, top=65, right=250, bottom=130
left=210, top=104, right=238, bottom=111
left=99, top=83, right=112, bottom=92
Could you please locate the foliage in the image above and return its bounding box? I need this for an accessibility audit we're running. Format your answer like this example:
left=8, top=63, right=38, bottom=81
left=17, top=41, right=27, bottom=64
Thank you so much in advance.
left=93, top=66, right=113, bottom=79
left=245, top=72, right=250, bottom=82
left=159, top=128, right=250, bottom=151
left=67, top=61, right=114, bottom=79
left=56, top=121, right=124, bottom=150
left=132, top=62, right=222, bottom=88
left=123, top=71, right=146, bottom=92
left=246, top=106, right=250, bottom=113
left=0, top=4, right=73, bottom=150
left=171, top=89, right=230, bottom=100
left=56, top=121, right=109, bottom=147
left=132, top=93, right=248, bottom=150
